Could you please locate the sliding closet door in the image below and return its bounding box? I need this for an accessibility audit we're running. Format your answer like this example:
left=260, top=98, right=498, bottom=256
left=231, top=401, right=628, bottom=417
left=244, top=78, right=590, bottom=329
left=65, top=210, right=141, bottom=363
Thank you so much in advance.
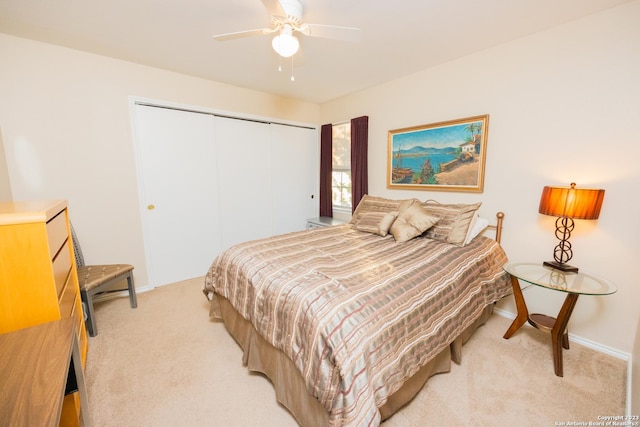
left=270, top=124, right=318, bottom=234
left=214, top=116, right=272, bottom=250
left=134, top=105, right=222, bottom=287
left=134, top=103, right=319, bottom=286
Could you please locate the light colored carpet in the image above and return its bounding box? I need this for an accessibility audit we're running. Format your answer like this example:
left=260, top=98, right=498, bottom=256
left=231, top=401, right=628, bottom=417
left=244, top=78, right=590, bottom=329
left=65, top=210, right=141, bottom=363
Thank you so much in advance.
left=84, top=277, right=626, bottom=426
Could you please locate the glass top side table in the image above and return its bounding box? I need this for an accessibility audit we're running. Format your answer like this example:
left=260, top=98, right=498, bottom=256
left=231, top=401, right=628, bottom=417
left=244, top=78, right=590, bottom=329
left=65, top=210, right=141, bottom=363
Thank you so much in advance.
left=502, top=261, right=617, bottom=377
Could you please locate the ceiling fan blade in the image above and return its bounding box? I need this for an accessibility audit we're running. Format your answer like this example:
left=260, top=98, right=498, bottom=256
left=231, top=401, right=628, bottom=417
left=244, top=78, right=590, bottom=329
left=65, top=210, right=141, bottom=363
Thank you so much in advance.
left=212, top=28, right=275, bottom=41
left=300, top=24, right=362, bottom=43
left=261, top=0, right=286, bottom=17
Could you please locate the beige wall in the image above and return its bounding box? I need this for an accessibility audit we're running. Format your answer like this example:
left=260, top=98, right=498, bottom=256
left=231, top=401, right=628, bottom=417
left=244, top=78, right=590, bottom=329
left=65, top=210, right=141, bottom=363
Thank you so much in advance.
left=0, top=33, right=320, bottom=287
left=320, top=1, right=640, bottom=353
left=0, top=130, right=12, bottom=201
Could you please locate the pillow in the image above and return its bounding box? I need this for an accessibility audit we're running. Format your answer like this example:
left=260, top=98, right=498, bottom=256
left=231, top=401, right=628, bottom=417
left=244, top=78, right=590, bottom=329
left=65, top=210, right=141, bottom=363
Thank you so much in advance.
left=355, top=211, right=399, bottom=237
left=390, top=204, right=439, bottom=243
left=350, top=195, right=419, bottom=224
left=463, top=212, right=478, bottom=245
left=464, top=215, right=490, bottom=245
left=422, top=201, right=482, bottom=246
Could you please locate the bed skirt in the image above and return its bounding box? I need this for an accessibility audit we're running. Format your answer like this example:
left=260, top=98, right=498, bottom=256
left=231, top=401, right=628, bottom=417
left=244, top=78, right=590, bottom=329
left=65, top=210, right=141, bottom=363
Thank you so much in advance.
left=213, top=294, right=494, bottom=427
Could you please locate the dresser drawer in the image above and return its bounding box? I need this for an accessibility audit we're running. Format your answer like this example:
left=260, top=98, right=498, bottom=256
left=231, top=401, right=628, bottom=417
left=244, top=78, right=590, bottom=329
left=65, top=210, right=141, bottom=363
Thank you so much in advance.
left=53, top=240, right=72, bottom=297
left=59, top=273, right=78, bottom=318
left=74, top=295, right=88, bottom=366
left=46, top=210, right=68, bottom=260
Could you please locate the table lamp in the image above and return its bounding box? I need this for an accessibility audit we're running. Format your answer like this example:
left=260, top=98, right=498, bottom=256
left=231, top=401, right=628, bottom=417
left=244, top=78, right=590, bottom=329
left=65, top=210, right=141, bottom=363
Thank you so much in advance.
left=538, top=182, right=605, bottom=273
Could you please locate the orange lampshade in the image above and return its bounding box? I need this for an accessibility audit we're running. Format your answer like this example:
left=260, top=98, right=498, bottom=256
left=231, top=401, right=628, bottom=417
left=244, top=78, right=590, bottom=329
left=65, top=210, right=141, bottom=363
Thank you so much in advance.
left=538, top=183, right=605, bottom=220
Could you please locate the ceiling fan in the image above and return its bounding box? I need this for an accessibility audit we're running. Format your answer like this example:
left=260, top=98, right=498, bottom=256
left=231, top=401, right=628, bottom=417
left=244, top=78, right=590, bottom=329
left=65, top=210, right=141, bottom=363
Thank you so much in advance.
left=212, top=0, right=361, bottom=58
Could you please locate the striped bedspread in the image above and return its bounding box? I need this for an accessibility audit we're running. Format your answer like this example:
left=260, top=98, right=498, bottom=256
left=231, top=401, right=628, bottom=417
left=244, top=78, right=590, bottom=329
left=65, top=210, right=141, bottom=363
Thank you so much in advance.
left=203, top=224, right=510, bottom=426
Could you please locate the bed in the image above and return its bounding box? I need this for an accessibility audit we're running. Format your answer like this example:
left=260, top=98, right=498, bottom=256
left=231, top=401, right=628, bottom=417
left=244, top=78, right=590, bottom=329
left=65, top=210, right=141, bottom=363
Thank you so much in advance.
left=203, top=196, right=511, bottom=426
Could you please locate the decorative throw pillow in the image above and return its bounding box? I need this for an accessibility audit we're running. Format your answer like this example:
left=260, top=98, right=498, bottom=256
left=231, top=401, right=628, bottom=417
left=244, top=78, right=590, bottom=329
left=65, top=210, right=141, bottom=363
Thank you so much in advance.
left=355, top=211, right=399, bottom=237
left=390, top=204, right=439, bottom=243
left=422, top=201, right=482, bottom=246
left=350, top=194, right=419, bottom=224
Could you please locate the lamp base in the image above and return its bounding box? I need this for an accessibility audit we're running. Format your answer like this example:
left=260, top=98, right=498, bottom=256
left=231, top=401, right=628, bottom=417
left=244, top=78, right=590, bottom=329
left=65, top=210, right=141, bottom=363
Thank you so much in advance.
left=543, top=260, right=579, bottom=273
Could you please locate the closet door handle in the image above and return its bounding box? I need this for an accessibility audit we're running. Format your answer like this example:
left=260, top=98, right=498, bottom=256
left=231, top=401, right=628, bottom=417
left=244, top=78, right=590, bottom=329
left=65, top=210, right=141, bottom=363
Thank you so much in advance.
left=147, top=204, right=155, bottom=210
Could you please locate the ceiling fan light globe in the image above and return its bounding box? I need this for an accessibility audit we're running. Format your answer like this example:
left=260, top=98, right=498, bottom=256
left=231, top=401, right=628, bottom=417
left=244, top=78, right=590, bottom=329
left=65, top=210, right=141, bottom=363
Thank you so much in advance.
left=272, top=33, right=299, bottom=58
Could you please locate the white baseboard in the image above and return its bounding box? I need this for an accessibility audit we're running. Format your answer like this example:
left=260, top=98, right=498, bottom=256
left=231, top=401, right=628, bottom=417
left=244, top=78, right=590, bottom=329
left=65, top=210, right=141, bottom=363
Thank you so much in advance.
left=627, top=360, right=633, bottom=417
left=90, top=283, right=156, bottom=303
left=133, top=284, right=156, bottom=294
left=493, top=307, right=632, bottom=417
left=493, top=307, right=630, bottom=360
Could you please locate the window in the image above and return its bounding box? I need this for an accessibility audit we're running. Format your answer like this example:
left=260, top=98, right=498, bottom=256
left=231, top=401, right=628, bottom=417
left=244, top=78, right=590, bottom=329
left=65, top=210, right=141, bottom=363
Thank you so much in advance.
left=332, top=122, right=352, bottom=210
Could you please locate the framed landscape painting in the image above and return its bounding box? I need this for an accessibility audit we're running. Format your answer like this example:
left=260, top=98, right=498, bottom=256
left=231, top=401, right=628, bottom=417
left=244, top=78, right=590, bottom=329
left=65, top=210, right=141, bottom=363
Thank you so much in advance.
left=387, top=115, right=489, bottom=192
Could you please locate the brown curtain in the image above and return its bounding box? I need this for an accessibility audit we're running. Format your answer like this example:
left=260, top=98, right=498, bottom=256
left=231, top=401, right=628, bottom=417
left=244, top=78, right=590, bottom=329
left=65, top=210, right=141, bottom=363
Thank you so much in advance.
left=319, top=123, right=333, bottom=217
left=350, top=116, right=369, bottom=213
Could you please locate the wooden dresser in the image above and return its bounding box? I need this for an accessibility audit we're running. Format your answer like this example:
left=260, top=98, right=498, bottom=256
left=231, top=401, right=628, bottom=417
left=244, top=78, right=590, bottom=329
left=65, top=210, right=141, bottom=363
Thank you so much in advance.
left=0, top=200, right=88, bottom=426
left=0, top=318, right=90, bottom=426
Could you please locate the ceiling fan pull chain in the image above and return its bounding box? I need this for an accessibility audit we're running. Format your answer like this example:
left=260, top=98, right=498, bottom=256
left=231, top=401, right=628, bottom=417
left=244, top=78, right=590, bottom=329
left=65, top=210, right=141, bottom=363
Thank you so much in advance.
left=290, top=56, right=295, bottom=81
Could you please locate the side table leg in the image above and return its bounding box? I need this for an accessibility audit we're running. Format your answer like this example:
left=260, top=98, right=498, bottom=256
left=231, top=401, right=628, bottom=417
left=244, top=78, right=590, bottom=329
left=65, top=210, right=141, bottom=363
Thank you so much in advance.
left=503, top=275, right=529, bottom=339
left=551, top=293, right=579, bottom=377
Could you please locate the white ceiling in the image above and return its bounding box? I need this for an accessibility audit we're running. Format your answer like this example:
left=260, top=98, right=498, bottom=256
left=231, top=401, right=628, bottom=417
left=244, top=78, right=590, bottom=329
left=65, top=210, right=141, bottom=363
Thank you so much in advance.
left=0, top=0, right=632, bottom=103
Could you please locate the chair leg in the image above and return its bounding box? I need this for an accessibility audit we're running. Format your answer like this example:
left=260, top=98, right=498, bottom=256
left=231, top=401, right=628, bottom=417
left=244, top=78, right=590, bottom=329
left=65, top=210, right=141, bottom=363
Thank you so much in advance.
left=81, top=290, right=98, bottom=337
left=127, top=272, right=138, bottom=308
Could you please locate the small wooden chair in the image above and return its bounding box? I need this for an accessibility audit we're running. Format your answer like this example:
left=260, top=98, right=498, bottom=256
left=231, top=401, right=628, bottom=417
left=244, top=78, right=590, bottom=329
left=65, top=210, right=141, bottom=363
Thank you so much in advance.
left=71, top=225, right=137, bottom=337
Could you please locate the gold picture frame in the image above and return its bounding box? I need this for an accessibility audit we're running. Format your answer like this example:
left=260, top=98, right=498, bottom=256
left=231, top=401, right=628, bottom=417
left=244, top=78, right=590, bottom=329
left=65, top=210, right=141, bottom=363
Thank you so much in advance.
left=387, top=115, right=489, bottom=192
